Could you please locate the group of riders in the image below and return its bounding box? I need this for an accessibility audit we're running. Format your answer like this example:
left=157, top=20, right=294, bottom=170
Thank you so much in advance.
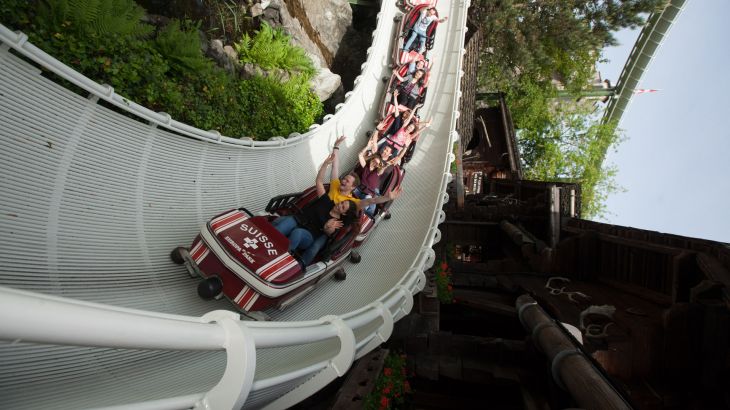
left=272, top=2, right=446, bottom=268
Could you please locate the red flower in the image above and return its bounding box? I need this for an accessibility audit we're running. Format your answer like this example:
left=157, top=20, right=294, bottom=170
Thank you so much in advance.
left=383, top=367, right=392, bottom=376
left=440, top=262, right=448, bottom=271
left=404, top=381, right=411, bottom=393
left=383, top=386, right=391, bottom=395
left=447, top=285, right=453, bottom=291
left=380, top=396, right=389, bottom=408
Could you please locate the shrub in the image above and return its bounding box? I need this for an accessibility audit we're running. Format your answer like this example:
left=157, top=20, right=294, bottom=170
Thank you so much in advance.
left=239, top=74, right=323, bottom=139
left=154, top=20, right=212, bottom=74
left=2, top=0, right=322, bottom=140
left=364, top=352, right=411, bottom=410
left=434, top=261, right=454, bottom=304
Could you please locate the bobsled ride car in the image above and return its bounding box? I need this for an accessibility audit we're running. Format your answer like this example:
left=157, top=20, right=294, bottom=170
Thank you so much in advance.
left=351, top=161, right=405, bottom=248
left=379, top=60, right=431, bottom=119
left=398, top=0, right=437, bottom=11
left=371, top=111, right=423, bottom=164
left=368, top=110, right=421, bottom=152
left=170, top=188, right=361, bottom=319
left=393, top=4, right=439, bottom=64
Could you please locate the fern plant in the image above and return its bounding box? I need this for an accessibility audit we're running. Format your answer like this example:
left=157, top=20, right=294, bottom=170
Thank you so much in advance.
left=154, top=20, right=211, bottom=74
left=37, top=0, right=152, bottom=38
left=235, top=22, right=316, bottom=79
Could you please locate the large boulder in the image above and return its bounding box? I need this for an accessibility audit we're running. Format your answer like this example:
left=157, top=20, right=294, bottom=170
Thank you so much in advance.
left=207, top=39, right=237, bottom=74
left=261, top=0, right=352, bottom=101
left=311, top=67, right=342, bottom=101
left=301, top=0, right=352, bottom=59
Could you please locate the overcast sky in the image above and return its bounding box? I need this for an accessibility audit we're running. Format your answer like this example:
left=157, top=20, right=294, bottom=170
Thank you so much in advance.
left=595, top=0, right=730, bottom=243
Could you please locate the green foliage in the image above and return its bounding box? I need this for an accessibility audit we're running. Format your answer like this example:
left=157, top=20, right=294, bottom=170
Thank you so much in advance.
left=364, top=352, right=411, bottom=410
left=206, top=0, right=253, bottom=43
left=434, top=261, right=454, bottom=304
left=0, top=0, right=33, bottom=28
left=3, top=0, right=323, bottom=140
left=235, top=22, right=316, bottom=79
left=450, top=142, right=458, bottom=173
left=502, top=75, right=625, bottom=218
left=154, top=20, right=212, bottom=74
left=577, top=0, right=667, bottom=46
left=474, top=0, right=666, bottom=94
left=37, top=0, right=152, bottom=38
left=239, top=74, right=323, bottom=139
left=516, top=98, right=625, bottom=218
left=470, top=0, right=648, bottom=217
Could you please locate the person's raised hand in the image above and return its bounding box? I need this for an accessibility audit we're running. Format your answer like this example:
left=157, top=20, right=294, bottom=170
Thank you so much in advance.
left=388, top=186, right=403, bottom=200
left=326, top=218, right=344, bottom=230
left=323, top=152, right=336, bottom=164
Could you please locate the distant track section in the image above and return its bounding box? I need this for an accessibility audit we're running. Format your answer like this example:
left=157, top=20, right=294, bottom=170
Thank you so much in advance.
left=603, top=0, right=687, bottom=125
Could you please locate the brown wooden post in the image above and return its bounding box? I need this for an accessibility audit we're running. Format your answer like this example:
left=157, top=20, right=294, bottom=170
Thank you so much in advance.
left=549, top=185, right=560, bottom=248
left=455, top=140, right=465, bottom=209
left=516, top=294, right=631, bottom=410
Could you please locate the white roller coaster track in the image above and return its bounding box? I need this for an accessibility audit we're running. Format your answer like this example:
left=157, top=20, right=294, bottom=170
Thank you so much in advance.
left=0, top=0, right=469, bottom=408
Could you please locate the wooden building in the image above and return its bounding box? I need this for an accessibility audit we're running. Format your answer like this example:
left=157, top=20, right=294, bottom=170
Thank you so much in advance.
left=389, top=179, right=730, bottom=409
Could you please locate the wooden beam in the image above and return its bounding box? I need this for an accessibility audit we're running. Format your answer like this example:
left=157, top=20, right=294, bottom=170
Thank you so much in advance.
left=597, top=277, right=672, bottom=307
left=562, top=226, right=685, bottom=256
left=453, top=289, right=517, bottom=318
left=696, top=252, right=730, bottom=301
left=516, top=295, right=632, bottom=410
left=549, top=185, right=560, bottom=247
left=444, top=220, right=500, bottom=226
left=456, top=138, right=465, bottom=209
left=332, top=348, right=388, bottom=409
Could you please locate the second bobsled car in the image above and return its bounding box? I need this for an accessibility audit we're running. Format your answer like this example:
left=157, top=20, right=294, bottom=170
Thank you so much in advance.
left=380, top=59, right=431, bottom=119
left=171, top=189, right=361, bottom=318
left=351, top=162, right=405, bottom=249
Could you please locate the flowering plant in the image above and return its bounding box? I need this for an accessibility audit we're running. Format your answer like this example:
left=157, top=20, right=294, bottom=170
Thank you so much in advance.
left=434, top=260, right=454, bottom=304
left=364, top=352, right=411, bottom=410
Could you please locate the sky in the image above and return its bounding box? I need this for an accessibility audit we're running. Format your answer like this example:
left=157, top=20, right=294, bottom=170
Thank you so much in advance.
left=595, top=0, right=730, bottom=243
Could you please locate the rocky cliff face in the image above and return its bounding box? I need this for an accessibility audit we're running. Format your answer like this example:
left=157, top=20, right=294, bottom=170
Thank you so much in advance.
left=261, top=0, right=353, bottom=102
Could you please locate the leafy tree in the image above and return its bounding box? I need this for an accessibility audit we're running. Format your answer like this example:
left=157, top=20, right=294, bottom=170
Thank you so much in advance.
left=574, top=0, right=667, bottom=46
left=473, top=0, right=666, bottom=92
left=470, top=0, right=658, bottom=216
left=515, top=97, right=624, bottom=218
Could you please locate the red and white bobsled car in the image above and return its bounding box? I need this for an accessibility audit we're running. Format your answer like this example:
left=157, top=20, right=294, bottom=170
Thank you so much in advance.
left=399, top=0, right=438, bottom=11
left=171, top=189, right=362, bottom=318
left=379, top=60, right=431, bottom=119
left=352, top=162, right=405, bottom=248
left=370, top=112, right=424, bottom=165
left=393, top=3, right=440, bottom=64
